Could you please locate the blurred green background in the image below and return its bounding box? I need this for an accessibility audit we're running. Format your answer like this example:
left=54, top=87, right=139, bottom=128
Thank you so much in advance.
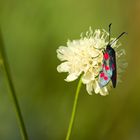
left=0, top=0, right=139, bottom=140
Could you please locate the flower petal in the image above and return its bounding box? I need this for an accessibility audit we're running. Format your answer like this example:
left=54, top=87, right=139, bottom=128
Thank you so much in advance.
left=82, top=71, right=95, bottom=84
left=93, top=81, right=101, bottom=94
left=57, top=46, right=72, bottom=61
left=86, top=82, right=93, bottom=95
left=65, top=73, right=79, bottom=82
left=57, top=62, right=70, bottom=73
left=99, top=87, right=109, bottom=96
left=86, top=80, right=101, bottom=95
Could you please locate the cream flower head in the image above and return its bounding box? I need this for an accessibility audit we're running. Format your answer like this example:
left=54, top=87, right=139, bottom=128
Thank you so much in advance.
left=57, top=27, right=127, bottom=96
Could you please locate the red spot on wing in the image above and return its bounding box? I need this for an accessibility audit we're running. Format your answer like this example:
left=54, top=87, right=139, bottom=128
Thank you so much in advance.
left=100, top=72, right=108, bottom=81
left=104, top=53, right=109, bottom=60
left=105, top=66, right=109, bottom=71
left=104, top=76, right=108, bottom=81
left=100, top=72, right=104, bottom=78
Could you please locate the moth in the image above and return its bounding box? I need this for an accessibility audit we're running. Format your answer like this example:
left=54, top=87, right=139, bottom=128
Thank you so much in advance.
left=98, top=23, right=126, bottom=88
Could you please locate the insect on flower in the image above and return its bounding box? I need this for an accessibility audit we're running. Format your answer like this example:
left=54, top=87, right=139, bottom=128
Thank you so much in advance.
left=98, top=23, right=127, bottom=88
left=57, top=25, right=127, bottom=96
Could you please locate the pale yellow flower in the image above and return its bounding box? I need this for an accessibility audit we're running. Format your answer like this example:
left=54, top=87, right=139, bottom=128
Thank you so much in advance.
left=57, top=27, right=127, bottom=96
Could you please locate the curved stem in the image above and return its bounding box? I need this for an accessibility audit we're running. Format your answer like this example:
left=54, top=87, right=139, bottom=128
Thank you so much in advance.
left=65, top=77, right=82, bottom=140
left=0, top=30, right=29, bottom=140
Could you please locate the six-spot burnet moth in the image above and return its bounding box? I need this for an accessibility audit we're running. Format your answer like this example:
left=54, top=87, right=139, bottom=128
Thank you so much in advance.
left=98, top=23, right=127, bottom=88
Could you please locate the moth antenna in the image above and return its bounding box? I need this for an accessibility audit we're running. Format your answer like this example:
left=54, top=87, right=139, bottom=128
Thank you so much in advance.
left=110, top=32, right=127, bottom=45
left=108, top=23, right=112, bottom=44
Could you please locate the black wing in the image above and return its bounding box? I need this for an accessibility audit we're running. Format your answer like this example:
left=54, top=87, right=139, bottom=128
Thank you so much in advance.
left=107, top=45, right=117, bottom=88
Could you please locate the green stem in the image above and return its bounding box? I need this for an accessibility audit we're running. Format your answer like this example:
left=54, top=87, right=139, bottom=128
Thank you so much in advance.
left=65, top=77, right=82, bottom=140
left=0, top=31, right=28, bottom=140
